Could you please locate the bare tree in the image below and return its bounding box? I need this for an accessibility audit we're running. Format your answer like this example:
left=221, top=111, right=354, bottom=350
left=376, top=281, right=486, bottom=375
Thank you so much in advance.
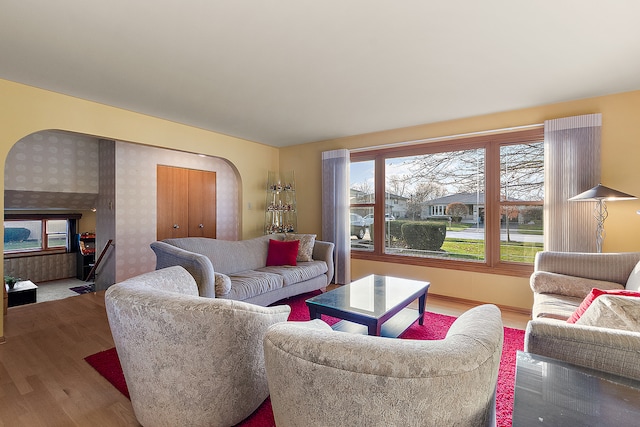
left=350, top=180, right=374, bottom=203
left=407, top=182, right=447, bottom=219
left=404, top=149, right=486, bottom=194
left=387, top=174, right=409, bottom=197
left=500, top=142, right=544, bottom=201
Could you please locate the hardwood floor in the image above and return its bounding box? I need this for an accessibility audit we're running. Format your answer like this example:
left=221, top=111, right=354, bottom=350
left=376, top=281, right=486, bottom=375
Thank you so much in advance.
left=0, top=290, right=530, bottom=426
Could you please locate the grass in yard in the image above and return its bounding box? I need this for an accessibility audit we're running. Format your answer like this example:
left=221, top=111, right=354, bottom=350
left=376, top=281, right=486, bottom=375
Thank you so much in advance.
left=441, top=238, right=543, bottom=263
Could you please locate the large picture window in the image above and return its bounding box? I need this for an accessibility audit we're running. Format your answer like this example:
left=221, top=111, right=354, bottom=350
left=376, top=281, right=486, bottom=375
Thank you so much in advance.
left=350, top=128, right=544, bottom=276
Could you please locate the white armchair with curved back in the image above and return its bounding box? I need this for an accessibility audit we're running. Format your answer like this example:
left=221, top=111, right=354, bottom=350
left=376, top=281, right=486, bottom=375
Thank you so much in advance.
left=263, top=304, right=504, bottom=427
left=105, top=266, right=291, bottom=427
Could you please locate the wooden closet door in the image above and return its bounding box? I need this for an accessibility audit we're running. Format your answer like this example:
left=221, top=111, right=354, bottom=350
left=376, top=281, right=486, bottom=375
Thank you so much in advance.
left=157, top=165, right=189, bottom=240
left=188, top=169, right=216, bottom=238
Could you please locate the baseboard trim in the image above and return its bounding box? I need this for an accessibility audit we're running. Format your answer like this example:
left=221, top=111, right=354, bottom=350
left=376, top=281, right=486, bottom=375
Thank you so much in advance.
left=329, top=284, right=532, bottom=317
left=428, top=292, right=532, bottom=317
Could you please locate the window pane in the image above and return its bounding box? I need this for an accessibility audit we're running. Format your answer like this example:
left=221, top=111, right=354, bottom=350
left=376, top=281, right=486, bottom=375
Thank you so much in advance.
left=46, top=219, right=67, bottom=234
left=350, top=208, right=372, bottom=251
left=500, top=142, right=544, bottom=202
left=350, top=160, right=374, bottom=251
left=500, top=204, right=544, bottom=263
left=350, top=160, right=375, bottom=204
left=385, top=149, right=485, bottom=260
left=500, top=142, right=544, bottom=263
left=46, top=220, right=68, bottom=249
left=4, top=220, right=42, bottom=252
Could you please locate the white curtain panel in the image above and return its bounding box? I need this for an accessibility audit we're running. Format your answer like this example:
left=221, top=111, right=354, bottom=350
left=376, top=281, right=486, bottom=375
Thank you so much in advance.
left=544, top=113, right=601, bottom=252
left=321, top=149, right=350, bottom=284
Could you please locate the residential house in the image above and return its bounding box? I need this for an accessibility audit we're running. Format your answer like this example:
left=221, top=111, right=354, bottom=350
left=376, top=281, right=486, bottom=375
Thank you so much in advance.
left=422, top=192, right=485, bottom=224
left=350, top=189, right=409, bottom=219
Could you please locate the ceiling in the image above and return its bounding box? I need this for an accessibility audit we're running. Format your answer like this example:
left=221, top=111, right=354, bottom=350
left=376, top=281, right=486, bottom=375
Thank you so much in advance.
left=2, top=1, right=640, bottom=147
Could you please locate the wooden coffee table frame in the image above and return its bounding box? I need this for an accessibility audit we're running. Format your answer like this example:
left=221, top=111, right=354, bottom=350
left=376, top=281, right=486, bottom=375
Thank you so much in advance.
left=306, top=275, right=430, bottom=337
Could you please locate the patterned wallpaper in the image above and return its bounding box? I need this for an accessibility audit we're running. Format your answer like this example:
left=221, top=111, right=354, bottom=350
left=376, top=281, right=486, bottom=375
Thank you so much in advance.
left=5, top=130, right=241, bottom=288
left=96, top=140, right=117, bottom=290
left=112, top=140, right=240, bottom=284
left=5, top=130, right=99, bottom=209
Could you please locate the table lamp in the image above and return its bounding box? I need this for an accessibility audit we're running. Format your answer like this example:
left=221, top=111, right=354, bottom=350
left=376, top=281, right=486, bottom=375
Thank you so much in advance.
left=569, top=183, right=637, bottom=253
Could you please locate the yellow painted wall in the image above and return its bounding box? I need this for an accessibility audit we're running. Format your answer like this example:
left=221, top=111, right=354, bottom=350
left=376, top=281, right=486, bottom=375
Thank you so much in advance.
left=0, top=78, right=279, bottom=338
left=280, top=90, right=640, bottom=311
left=3, top=76, right=640, bottom=338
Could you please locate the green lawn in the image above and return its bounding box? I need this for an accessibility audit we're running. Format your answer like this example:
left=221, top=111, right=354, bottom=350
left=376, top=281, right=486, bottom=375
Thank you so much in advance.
left=441, top=238, right=543, bottom=263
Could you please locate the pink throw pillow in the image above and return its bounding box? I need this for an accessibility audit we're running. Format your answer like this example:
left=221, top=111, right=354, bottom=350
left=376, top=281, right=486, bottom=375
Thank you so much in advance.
left=567, top=288, right=640, bottom=323
left=266, top=239, right=299, bottom=266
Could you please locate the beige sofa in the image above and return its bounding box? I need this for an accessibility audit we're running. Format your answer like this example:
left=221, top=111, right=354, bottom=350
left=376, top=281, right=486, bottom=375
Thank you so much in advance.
left=264, top=304, right=504, bottom=427
left=150, top=234, right=334, bottom=306
left=525, top=251, right=640, bottom=380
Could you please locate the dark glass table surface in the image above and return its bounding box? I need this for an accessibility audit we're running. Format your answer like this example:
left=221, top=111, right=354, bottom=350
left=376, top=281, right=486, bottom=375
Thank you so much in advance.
left=513, top=351, right=640, bottom=426
left=306, top=274, right=429, bottom=319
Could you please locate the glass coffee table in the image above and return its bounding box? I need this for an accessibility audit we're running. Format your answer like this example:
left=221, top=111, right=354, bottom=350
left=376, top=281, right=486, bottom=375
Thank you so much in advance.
left=513, top=351, right=640, bottom=426
left=306, top=274, right=430, bottom=337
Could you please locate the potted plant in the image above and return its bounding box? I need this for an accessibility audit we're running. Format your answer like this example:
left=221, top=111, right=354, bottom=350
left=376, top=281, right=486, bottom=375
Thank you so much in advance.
left=4, top=276, right=19, bottom=290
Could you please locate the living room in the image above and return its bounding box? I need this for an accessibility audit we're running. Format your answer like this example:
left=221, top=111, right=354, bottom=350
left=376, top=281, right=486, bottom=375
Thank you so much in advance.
left=2, top=2, right=640, bottom=425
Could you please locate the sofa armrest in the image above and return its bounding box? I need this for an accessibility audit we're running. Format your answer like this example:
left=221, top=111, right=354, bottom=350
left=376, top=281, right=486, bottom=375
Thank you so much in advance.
left=312, top=240, right=335, bottom=285
left=534, top=251, right=640, bottom=285
left=150, top=241, right=216, bottom=298
left=530, top=270, right=623, bottom=298
left=524, top=318, right=640, bottom=381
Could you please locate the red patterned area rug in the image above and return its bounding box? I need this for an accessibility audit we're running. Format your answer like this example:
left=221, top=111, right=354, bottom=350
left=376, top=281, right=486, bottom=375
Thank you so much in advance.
left=85, top=291, right=524, bottom=427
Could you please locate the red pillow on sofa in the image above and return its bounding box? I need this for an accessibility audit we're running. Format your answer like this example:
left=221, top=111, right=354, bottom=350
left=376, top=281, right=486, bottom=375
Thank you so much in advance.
left=266, top=239, right=300, bottom=266
left=567, top=288, right=640, bottom=323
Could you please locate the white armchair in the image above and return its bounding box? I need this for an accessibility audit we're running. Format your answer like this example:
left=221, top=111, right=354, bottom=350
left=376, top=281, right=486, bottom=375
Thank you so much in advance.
left=263, top=304, right=504, bottom=427
left=105, top=266, right=291, bottom=427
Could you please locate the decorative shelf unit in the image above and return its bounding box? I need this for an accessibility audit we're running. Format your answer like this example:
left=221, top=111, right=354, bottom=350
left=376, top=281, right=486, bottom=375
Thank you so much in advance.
left=265, top=171, right=297, bottom=234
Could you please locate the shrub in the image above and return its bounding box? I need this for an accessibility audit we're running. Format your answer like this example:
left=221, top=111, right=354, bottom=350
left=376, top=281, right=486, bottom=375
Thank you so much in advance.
left=401, top=221, right=447, bottom=251
left=388, top=220, right=407, bottom=242
left=446, top=202, right=468, bottom=223
left=4, top=227, right=30, bottom=243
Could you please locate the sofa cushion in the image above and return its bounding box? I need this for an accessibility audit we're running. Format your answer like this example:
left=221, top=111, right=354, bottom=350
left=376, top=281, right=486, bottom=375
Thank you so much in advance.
left=266, top=239, right=299, bottom=266
left=530, top=271, right=623, bottom=299
left=626, top=260, right=640, bottom=291
left=284, top=233, right=316, bottom=262
left=223, top=270, right=284, bottom=301
left=532, top=292, right=583, bottom=321
left=575, top=295, right=640, bottom=331
left=568, top=288, right=640, bottom=323
left=258, top=261, right=329, bottom=286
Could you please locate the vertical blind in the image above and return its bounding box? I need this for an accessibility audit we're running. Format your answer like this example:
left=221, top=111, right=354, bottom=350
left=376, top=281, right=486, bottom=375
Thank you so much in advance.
left=321, top=149, right=350, bottom=284
left=544, top=113, right=601, bottom=252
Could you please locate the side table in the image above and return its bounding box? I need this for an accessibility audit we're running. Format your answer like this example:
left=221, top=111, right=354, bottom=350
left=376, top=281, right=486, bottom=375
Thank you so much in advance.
left=7, top=280, right=38, bottom=307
